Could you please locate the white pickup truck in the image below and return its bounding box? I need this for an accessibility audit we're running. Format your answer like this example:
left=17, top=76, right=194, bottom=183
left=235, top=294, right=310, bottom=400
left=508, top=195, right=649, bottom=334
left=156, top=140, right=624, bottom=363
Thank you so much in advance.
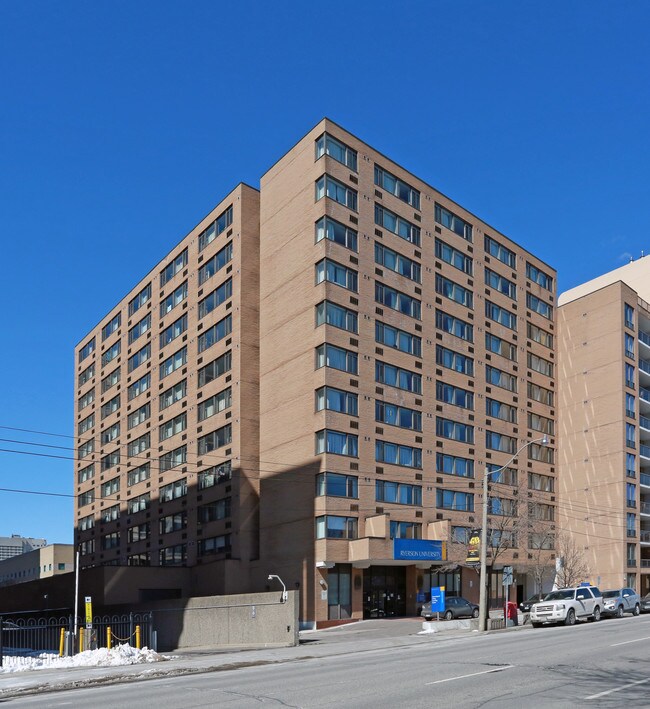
left=530, top=586, right=603, bottom=627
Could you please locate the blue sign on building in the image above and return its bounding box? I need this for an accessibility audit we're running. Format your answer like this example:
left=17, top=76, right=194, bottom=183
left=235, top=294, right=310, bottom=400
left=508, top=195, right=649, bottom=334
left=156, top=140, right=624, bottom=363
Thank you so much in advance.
left=393, top=538, right=444, bottom=561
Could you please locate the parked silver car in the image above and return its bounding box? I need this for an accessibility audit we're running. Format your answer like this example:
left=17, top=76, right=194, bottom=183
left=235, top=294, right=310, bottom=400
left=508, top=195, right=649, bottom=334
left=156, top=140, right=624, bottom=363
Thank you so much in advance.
left=601, top=588, right=640, bottom=617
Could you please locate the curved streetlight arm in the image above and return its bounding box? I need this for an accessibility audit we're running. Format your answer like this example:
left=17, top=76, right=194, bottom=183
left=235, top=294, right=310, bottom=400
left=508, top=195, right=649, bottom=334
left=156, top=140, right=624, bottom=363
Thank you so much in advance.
left=477, top=435, right=549, bottom=632
left=268, top=574, right=288, bottom=603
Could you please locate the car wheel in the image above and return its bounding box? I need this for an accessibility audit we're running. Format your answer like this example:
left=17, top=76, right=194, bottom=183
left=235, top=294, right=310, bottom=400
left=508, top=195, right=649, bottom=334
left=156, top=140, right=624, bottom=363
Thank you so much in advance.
left=532, top=622, right=543, bottom=628
left=634, top=604, right=641, bottom=616
left=444, top=610, right=453, bottom=620
left=593, top=606, right=601, bottom=622
left=564, top=608, right=576, bottom=626
left=616, top=605, right=624, bottom=618
left=472, top=608, right=479, bottom=619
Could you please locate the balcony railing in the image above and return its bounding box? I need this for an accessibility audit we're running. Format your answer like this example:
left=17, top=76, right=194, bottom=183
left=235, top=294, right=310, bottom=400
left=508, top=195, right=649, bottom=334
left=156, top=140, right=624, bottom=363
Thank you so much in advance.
left=640, top=530, right=650, bottom=542
left=639, top=331, right=650, bottom=347
left=641, top=387, right=650, bottom=403
left=641, top=559, right=650, bottom=568
left=641, top=444, right=650, bottom=458
left=641, top=415, right=650, bottom=430
left=640, top=359, right=650, bottom=375
left=641, top=501, right=650, bottom=515
left=641, top=473, right=650, bottom=487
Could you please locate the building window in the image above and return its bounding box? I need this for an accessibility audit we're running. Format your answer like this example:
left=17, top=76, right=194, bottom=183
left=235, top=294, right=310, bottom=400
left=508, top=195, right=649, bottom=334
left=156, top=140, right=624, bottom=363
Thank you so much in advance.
left=160, top=281, right=188, bottom=318
left=315, top=343, right=358, bottom=374
left=315, top=259, right=358, bottom=292
left=315, top=515, right=358, bottom=540
left=77, top=463, right=94, bottom=484
left=159, top=544, right=187, bottom=566
left=79, top=513, right=94, bottom=531
left=128, top=313, right=151, bottom=344
left=128, top=284, right=151, bottom=316
left=527, top=352, right=553, bottom=377
left=528, top=382, right=554, bottom=406
left=127, top=493, right=150, bottom=514
left=127, top=463, right=150, bottom=487
left=197, top=314, right=232, bottom=353
left=198, top=205, right=233, bottom=252
left=315, top=133, right=357, bottom=170
left=316, top=386, right=358, bottom=416
left=436, top=417, right=474, bottom=443
left=485, top=268, right=517, bottom=300
left=159, top=445, right=187, bottom=472
left=78, top=389, right=95, bottom=411
left=436, top=381, right=474, bottom=410
left=527, top=322, right=553, bottom=349
left=376, top=480, right=422, bottom=506
left=526, top=262, right=553, bottom=291
left=198, top=388, right=232, bottom=422
left=78, top=490, right=95, bottom=507
left=375, top=165, right=420, bottom=208
left=127, top=372, right=151, bottom=401
left=198, top=535, right=231, bottom=556
left=626, top=392, right=636, bottom=419
left=435, top=310, right=473, bottom=342
left=486, top=333, right=516, bottom=361
left=627, top=453, right=636, bottom=478
left=626, top=422, right=636, bottom=449
left=627, top=512, right=637, bottom=538
left=198, top=278, right=233, bottom=318
left=159, top=512, right=187, bottom=534
left=390, top=521, right=422, bottom=539
left=160, top=248, right=188, bottom=287
left=198, top=350, right=232, bottom=386
left=101, top=504, right=120, bottom=523
left=528, top=442, right=554, bottom=464
left=160, top=478, right=188, bottom=502
left=101, top=341, right=121, bottom=367
left=484, top=235, right=515, bottom=268
left=101, top=450, right=119, bottom=471
left=316, top=472, right=358, bottom=498
left=528, top=412, right=554, bottom=435
left=160, top=380, right=187, bottom=410
left=526, top=293, right=553, bottom=319
left=485, top=301, right=516, bottom=330
left=160, top=346, right=187, bottom=380
left=101, top=532, right=120, bottom=550
left=198, top=498, right=231, bottom=523
left=626, top=362, right=636, bottom=389
left=435, top=238, right=472, bottom=275
left=315, top=301, right=358, bottom=333
left=78, top=413, right=95, bottom=435
left=79, top=338, right=96, bottom=363
left=486, top=365, right=517, bottom=392
left=528, top=472, right=554, bottom=492
left=101, top=313, right=121, bottom=341
left=487, top=464, right=517, bottom=486
left=160, top=314, right=188, bottom=349
left=101, top=422, right=120, bottom=444
left=375, top=243, right=421, bottom=282
left=127, top=403, right=150, bottom=430
left=436, top=489, right=474, bottom=512
left=374, top=204, right=420, bottom=245
left=78, top=363, right=95, bottom=387
left=436, top=453, right=474, bottom=478
left=376, top=401, right=422, bottom=431
left=486, top=398, right=517, bottom=423
left=488, top=497, right=517, bottom=516
left=435, top=204, right=472, bottom=241
left=198, top=461, right=233, bottom=489
left=198, top=424, right=232, bottom=455
left=486, top=431, right=517, bottom=454
left=625, top=333, right=635, bottom=359
left=435, top=345, right=473, bottom=375
left=101, top=394, right=120, bottom=419
left=199, top=242, right=233, bottom=285
left=315, top=174, right=357, bottom=210
left=436, top=274, right=473, bottom=308
left=376, top=321, right=422, bottom=356
left=375, top=361, right=421, bottom=394
left=529, top=502, right=555, bottom=521
left=159, top=414, right=187, bottom=442
left=101, top=368, right=121, bottom=393
left=78, top=440, right=94, bottom=460
left=315, top=429, right=358, bottom=457
left=128, top=344, right=151, bottom=373
left=375, top=440, right=422, bottom=468
left=315, top=216, right=358, bottom=252
left=627, top=543, right=636, bottom=566
left=375, top=283, right=421, bottom=319
left=625, top=303, right=635, bottom=330
left=128, top=522, right=150, bottom=543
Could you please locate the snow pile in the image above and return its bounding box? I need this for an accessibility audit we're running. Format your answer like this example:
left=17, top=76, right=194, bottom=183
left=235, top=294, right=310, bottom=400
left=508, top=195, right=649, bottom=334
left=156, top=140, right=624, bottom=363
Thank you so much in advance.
left=0, top=644, right=171, bottom=673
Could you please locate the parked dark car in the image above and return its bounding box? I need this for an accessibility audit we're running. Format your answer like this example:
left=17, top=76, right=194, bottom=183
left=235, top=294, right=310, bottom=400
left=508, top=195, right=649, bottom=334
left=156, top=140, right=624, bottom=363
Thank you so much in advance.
left=421, top=596, right=479, bottom=620
left=641, top=594, right=650, bottom=613
left=519, top=594, right=543, bottom=613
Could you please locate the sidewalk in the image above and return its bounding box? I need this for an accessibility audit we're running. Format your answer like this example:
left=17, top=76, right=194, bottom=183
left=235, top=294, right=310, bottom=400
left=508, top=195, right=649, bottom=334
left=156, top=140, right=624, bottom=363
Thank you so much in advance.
left=0, top=617, right=526, bottom=699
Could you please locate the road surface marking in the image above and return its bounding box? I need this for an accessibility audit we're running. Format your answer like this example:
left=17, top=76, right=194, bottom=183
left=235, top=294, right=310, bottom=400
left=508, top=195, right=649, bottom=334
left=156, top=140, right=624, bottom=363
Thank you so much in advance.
left=585, top=677, right=650, bottom=700
left=610, top=635, right=650, bottom=647
left=425, top=665, right=514, bottom=685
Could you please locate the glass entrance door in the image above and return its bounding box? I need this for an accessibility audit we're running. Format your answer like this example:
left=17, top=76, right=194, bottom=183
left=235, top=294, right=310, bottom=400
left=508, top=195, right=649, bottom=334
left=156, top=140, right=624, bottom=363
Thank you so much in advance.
left=363, top=566, right=407, bottom=618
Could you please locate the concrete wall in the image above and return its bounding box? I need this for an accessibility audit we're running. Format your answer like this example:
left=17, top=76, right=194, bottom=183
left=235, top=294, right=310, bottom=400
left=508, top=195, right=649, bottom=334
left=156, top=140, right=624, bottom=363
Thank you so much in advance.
left=146, top=590, right=299, bottom=650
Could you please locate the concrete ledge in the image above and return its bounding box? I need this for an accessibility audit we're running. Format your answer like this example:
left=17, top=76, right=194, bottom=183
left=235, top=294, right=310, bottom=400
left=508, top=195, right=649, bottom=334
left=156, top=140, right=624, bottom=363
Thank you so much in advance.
left=421, top=619, right=471, bottom=632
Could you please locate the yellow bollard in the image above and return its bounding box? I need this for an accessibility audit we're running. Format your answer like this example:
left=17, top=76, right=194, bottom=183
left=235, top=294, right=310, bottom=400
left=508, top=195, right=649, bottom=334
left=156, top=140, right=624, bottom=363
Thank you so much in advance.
left=107, top=627, right=112, bottom=650
left=135, top=625, right=141, bottom=649
left=59, top=627, right=65, bottom=657
left=79, top=627, right=84, bottom=653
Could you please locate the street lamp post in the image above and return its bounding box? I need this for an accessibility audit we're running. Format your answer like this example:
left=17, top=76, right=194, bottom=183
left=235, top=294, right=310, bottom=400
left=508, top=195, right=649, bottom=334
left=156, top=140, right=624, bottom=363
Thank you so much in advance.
left=477, top=435, right=548, bottom=632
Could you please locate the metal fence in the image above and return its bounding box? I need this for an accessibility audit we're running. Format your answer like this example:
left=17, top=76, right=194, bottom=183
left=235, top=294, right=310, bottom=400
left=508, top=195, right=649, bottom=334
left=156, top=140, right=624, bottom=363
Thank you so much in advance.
left=0, top=612, right=154, bottom=667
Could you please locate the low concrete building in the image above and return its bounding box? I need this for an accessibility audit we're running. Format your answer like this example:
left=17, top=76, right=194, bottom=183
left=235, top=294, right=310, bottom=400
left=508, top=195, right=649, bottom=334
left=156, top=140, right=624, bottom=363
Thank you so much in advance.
left=0, top=544, right=74, bottom=587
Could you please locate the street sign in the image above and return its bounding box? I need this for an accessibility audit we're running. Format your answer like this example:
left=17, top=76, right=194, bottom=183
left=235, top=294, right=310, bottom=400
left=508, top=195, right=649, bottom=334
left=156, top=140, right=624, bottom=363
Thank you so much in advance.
left=502, top=566, right=513, bottom=586
left=430, top=586, right=445, bottom=613
left=84, top=596, right=93, bottom=624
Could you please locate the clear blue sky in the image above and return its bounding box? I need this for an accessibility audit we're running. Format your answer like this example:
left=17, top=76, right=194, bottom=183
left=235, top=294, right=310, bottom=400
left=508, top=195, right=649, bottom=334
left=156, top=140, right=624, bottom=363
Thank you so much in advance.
left=2, top=0, right=649, bottom=544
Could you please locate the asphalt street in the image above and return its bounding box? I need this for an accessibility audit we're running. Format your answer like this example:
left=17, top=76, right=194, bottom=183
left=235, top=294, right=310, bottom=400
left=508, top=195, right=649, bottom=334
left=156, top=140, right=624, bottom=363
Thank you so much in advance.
left=5, top=615, right=650, bottom=708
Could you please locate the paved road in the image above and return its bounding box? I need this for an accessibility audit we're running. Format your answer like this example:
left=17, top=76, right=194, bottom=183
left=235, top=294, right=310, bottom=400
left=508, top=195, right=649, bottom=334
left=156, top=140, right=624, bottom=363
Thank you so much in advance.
left=9, top=615, right=650, bottom=707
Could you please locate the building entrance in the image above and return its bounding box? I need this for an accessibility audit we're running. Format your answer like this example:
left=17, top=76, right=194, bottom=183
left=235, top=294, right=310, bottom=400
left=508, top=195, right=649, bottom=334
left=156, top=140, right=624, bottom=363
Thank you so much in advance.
left=363, top=566, right=407, bottom=618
